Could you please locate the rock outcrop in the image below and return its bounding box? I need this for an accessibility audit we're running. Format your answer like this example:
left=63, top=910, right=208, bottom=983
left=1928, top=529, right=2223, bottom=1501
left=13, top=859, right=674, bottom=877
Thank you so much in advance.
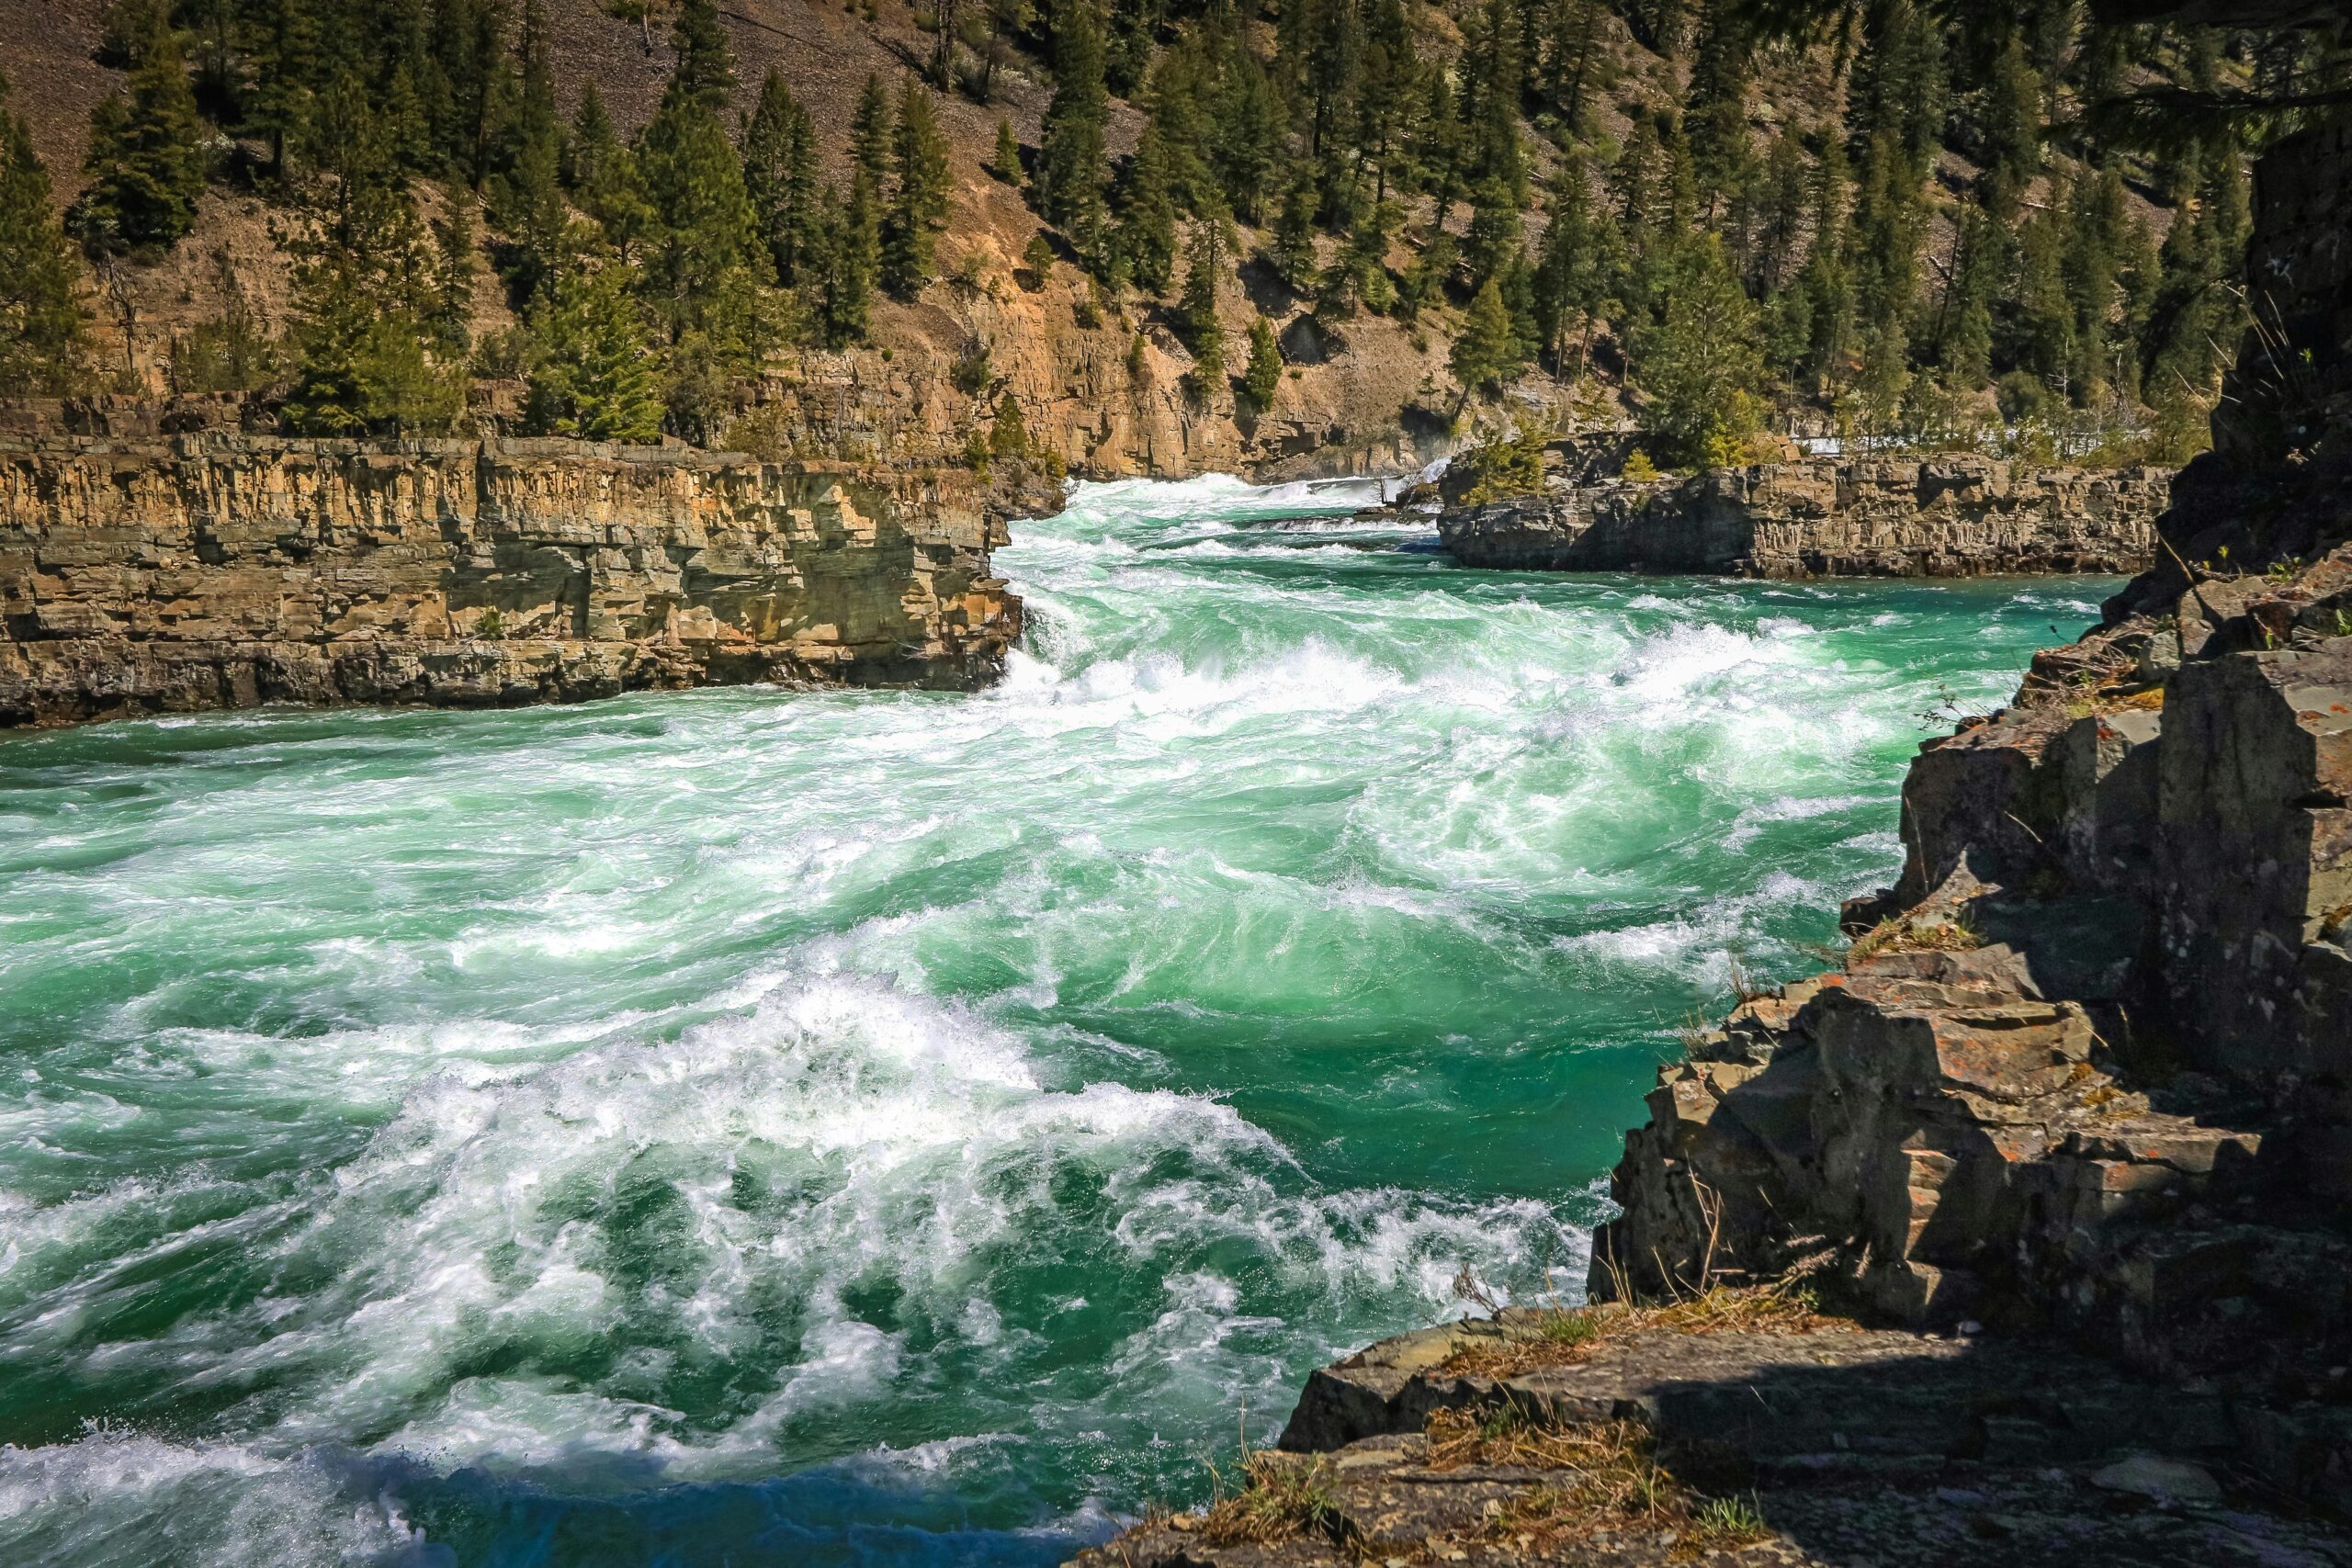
left=0, top=434, right=1024, bottom=726
left=1586, top=101, right=2352, bottom=1521
left=1437, top=457, right=2168, bottom=577
left=1077, top=1298, right=2348, bottom=1566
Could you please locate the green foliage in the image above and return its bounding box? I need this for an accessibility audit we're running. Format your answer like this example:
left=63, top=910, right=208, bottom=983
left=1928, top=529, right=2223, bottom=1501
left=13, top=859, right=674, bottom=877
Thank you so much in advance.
left=991, top=117, right=1023, bottom=184
left=1627, top=236, right=1762, bottom=467
left=1456, top=422, right=1546, bottom=503
left=73, top=6, right=207, bottom=254
left=524, top=264, right=663, bottom=442
left=637, top=72, right=775, bottom=367
left=1179, top=206, right=1227, bottom=397
left=1449, top=276, right=1520, bottom=410
left=987, top=391, right=1029, bottom=457
left=810, top=177, right=877, bottom=347
left=279, top=78, right=463, bottom=436
left=1037, top=0, right=1110, bottom=261
left=881, top=81, right=954, bottom=299
left=741, top=69, right=820, bottom=288
left=1240, top=314, right=1282, bottom=413
left=0, top=72, right=87, bottom=395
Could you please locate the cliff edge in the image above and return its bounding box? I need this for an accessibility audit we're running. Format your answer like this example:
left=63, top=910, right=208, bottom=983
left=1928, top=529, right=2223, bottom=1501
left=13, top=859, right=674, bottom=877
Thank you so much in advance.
left=0, top=434, right=1027, bottom=726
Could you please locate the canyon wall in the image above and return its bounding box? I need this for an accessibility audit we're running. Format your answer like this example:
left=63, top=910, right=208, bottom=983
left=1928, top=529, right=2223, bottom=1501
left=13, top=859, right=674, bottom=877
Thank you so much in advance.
left=1437, top=456, right=2169, bottom=577
left=0, top=434, right=1024, bottom=727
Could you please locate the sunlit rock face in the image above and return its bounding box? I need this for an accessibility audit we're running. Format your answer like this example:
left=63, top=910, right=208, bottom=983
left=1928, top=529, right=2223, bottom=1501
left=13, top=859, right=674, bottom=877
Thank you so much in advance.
left=0, top=434, right=1023, bottom=726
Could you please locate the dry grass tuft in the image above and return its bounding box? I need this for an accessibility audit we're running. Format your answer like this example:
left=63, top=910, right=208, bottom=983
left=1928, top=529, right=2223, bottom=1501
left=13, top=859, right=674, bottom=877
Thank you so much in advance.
left=1193, top=1453, right=1352, bottom=1549
left=1848, top=915, right=1982, bottom=964
left=1438, top=1285, right=1826, bottom=1381
left=1427, top=1405, right=1778, bottom=1559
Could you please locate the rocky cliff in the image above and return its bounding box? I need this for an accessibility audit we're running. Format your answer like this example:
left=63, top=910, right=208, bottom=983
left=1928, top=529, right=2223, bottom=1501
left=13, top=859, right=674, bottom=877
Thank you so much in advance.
left=1437, top=456, right=2169, bottom=577
left=0, top=434, right=1023, bottom=726
left=1580, top=111, right=2352, bottom=1517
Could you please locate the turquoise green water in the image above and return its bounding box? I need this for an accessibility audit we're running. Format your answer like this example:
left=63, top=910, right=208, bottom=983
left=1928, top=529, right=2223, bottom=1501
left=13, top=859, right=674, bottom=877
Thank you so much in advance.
left=0, top=475, right=2110, bottom=1566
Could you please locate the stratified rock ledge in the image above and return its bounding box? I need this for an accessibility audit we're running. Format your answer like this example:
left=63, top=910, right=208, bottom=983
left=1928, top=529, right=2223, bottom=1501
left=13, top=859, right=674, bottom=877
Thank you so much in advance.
left=1438, top=456, right=2167, bottom=577
left=0, top=434, right=1027, bottom=727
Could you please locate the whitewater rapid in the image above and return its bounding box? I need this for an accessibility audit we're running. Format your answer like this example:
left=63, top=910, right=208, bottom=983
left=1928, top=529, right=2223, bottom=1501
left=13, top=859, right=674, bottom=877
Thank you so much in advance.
left=0, top=475, right=2109, bottom=1566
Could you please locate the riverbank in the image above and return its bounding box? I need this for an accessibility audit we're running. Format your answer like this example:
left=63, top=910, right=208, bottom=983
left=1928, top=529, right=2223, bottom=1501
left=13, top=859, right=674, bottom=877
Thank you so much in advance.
left=1436, top=455, right=2168, bottom=578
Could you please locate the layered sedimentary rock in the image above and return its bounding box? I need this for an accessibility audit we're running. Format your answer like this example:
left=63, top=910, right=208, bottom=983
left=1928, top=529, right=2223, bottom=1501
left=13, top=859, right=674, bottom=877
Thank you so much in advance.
left=1438, top=456, right=2167, bottom=577
left=0, top=434, right=1023, bottom=726
left=1588, top=108, right=2352, bottom=1516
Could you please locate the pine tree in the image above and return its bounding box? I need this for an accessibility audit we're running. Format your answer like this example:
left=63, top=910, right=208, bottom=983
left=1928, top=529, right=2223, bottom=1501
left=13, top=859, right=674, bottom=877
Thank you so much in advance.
left=992, top=117, right=1023, bottom=184
left=1627, top=236, right=1761, bottom=465
left=1113, top=125, right=1179, bottom=293
left=1354, top=0, right=1420, bottom=203
left=1450, top=275, right=1518, bottom=413
left=487, top=0, right=569, bottom=303
left=430, top=197, right=478, bottom=355
left=1037, top=0, right=1109, bottom=259
left=1532, top=154, right=1620, bottom=376
left=638, top=68, right=773, bottom=350
left=525, top=263, right=663, bottom=440
left=988, top=389, right=1029, bottom=457
left=741, top=69, right=819, bottom=286
left=571, top=88, right=656, bottom=263
left=1270, top=169, right=1318, bottom=292
left=850, top=75, right=894, bottom=191
left=280, top=76, right=463, bottom=435
left=669, top=0, right=736, bottom=109
left=1178, top=205, right=1227, bottom=396
left=811, top=178, right=877, bottom=346
left=1241, top=313, right=1282, bottom=412
left=243, top=0, right=316, bottom=177
left=1206, top=36, right=1281, bottom=223
left=0, top=72, right=86, bottom=394
left=881, top=80, right=953, bottom=299
left=73, top=8, right=208, bottom=254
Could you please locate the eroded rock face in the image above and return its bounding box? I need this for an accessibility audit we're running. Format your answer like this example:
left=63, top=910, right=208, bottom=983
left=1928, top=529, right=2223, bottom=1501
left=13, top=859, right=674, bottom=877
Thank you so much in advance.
left=1437, top=456, right=2168, bottom=577
left=0, top=434, right=1025, bottom=726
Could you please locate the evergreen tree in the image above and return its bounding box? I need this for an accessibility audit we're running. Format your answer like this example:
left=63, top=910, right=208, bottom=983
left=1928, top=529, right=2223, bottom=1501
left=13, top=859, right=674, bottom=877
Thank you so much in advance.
left=882, top=80, right=953, bottom=299
left=0, top=72, right=86, bottom=394
left=73, top=8, right=208, bottom=254
left=992, top=117, right=1023, bottom=184
left=571, top=88, right=656, bottom=263
left=811, top=178, right=877, bottom=346
left=280, top=76, right=463, bottom=434
left=1532, top=154, right=1620, bottom=376
left=1178, top=205, right=1227, bottom=395
left=487, top=0, right=569, bottom=303
left=1354, top=0, right=1421, bottom=203
left=430, top=197, right=478, bottom=355
left=1628, top=238, right=1762, bottom=464
left=243, top=0, right=316, bottom=176
left=1113, top=126, right=1180, bottom=292
left=638, top=68, right=774, bottom=351
left=669, top=0, right=736, bottom=109
left=988, top=389, right=1029, bottom=457
left=1269, top=168, right=1318, bottom=291
left=525, top=263, right=663, bottom=440
left=1037, top=0, right=1110, bottom=259
left=1205, top=36, right=1281, bottom=223
left=1450, top=275, right=1519, bottom=413
left=1241, top=313, right=1282, bottom=412
left=741, top=69, right=819, bottom=286
left=851, top=75, right=894, bottom=191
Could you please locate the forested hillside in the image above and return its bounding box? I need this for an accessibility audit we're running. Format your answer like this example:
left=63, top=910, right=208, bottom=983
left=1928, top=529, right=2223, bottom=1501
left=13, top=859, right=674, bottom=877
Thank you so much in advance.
left=0, top=0, right=2335, bottom=470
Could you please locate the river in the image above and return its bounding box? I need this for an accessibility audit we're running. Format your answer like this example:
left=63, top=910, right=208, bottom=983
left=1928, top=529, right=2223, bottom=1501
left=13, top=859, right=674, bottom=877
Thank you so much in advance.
left=0, top=475, right=2111, bottom=1566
